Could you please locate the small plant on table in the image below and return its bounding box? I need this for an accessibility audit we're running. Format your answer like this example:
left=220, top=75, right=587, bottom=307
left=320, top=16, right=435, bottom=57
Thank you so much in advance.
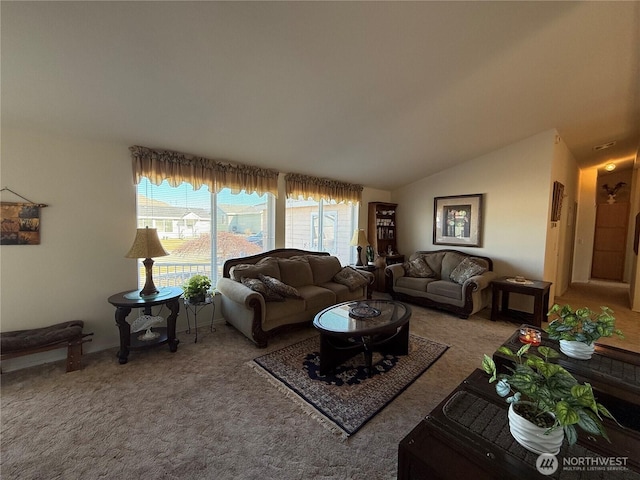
left=183, top=274, right=212, bottom=304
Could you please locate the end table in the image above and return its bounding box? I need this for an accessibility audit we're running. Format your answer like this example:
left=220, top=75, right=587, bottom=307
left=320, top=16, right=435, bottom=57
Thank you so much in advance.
left=490, top=276, right=551, bottom=327
left=108, top=287, right=182, bottom=364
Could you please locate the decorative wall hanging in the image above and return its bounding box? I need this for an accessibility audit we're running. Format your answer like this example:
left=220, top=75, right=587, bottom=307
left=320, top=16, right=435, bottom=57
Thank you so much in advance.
left=0, top=188, right=48, bottom=245
left=551, top=181, right=564, bottom=222
left=433, top=194, right=483, bottom=247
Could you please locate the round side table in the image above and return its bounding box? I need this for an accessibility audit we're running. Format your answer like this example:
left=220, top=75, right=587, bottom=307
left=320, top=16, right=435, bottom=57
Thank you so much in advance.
left=107, top=287, right=182, bottom=364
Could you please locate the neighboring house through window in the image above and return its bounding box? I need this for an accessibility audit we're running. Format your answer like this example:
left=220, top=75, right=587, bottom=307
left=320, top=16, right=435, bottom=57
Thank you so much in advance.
left=285, top=197, right=356, bottom=265
left=135, top=178, right=275, bottom=288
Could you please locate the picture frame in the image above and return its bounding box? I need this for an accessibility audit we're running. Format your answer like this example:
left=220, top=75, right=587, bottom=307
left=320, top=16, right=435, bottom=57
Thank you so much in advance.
left=433, top=194, right=483, bottom=247
left=551, top=181, right=564, bottom=222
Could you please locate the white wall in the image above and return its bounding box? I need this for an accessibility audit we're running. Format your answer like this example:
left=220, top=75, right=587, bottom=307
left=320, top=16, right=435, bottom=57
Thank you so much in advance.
left=359, top=187, right=392, bottom=231
left=1, top=128, right=140, bottom=370
left=573, top=168, right=598, bottom=282
left=544, top=135, right=579, bottom=298
left=392, top=130, right=557, bottom=283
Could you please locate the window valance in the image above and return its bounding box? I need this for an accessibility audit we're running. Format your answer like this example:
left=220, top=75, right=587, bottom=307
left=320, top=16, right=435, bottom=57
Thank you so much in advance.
left=130, top=145, right=280, bottom=197
left=285, top=173, right=362, bottom=204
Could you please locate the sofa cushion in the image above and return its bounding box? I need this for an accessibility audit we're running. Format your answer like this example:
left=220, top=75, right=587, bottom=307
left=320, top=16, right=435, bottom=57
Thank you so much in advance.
left=241, top=277, right=285, bottom=302
left=449, top=257, right=487, bottom=285
left=402, top=256, right=434, bottom=278
left=231, top=257, right=281, bottom=282
left=396, top=276, right=434, bottom=291
left=427, top=280, right=462, bottom=300
left=308, top=255, right=343, bottom=284
left=297, top=284, right=337, bottom=313
left=277, top=256, right=314, bottom=287
left=258, top=274, right=302, bottom=299
left=319, top=282, right=364, bottom=303
left=333, top=266, right=369, bottom=291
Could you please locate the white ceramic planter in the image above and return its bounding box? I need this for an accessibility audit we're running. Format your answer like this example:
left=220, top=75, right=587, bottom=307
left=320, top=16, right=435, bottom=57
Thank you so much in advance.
left=508, top=402, right=564, bottom=455
left=559, top=340, right=595, bottom=360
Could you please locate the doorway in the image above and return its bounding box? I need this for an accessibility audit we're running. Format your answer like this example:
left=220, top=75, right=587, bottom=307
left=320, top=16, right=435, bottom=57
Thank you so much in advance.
left=591, top=202, right=629, bottom=281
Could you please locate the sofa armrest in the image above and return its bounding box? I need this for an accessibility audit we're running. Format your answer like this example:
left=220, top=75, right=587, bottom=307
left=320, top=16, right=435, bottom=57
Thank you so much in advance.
left=464, top=270, right=498, bottom=291
left=385, top=263, right=406, bottom=293
left=216, top=277, right=264, bottom=309
left=356, top=269, right=375, bottom=284
left=385, top=263, right=405, bottom=283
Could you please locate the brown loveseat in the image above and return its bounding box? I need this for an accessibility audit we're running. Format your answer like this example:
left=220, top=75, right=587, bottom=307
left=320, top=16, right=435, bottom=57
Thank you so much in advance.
left=385, top=249, right=495, bottom=318
left=217, top=249, right=373, bottom=347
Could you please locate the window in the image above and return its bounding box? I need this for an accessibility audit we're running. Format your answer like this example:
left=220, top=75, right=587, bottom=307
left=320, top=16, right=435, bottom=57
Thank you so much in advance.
left=285, top=197, right=357, bottom=265
left=135, top=178, right=274, bottom=288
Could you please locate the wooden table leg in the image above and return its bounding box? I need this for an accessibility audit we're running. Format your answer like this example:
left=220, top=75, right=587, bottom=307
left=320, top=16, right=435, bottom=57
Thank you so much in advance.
left=165, top=298, right=180, bottom=352
left=491, top=284, right=499, bottom=321
left=114, top=306, right=132, bottom=364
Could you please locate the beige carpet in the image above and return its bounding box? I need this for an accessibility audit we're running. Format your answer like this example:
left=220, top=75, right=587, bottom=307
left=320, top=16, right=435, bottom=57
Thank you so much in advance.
left=0, top=304, right=523, bottom=480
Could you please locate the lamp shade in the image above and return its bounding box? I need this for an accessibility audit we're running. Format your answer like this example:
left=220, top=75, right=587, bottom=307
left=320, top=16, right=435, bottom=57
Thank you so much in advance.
left=125, top=227, right=169, bottom=259
left=350, top=229, right=369, bottom=247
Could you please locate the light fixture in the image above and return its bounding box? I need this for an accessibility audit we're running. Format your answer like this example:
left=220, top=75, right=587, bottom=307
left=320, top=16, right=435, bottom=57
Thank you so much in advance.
left=125, top=227, right=169, bottom=296
left=350, top=229, right=369, bottom=267
left=604, top=163, right=616, bottom=172
left=593, top=141, right=616, bottom=152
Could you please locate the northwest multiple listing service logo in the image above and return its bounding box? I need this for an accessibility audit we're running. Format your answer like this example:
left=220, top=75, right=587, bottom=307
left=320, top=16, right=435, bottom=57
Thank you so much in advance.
left=536, top=454, right=630, bottom=475
left=536, top=454, right=559, bottom=475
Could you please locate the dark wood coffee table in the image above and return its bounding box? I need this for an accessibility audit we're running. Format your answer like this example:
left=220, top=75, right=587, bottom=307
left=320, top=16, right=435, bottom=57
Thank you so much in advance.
left=313, top=300, right=411, bottom=375
left=493, top=324, right=640, bottom=431
left=398, top=369, right=640, bottom=479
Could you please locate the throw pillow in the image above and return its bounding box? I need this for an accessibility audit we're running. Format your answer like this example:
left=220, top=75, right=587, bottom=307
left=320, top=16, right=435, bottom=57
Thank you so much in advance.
left=333, top=266, right=369, bottom=291
left=230, top=257, right=281, bottom=282
left=257, top=274, right=302, bottom=299
left=241, top=277, right=285, bottom=302
left=449, top=257, right=487, bottom=285
left=402, top=257, right=434, bottom=278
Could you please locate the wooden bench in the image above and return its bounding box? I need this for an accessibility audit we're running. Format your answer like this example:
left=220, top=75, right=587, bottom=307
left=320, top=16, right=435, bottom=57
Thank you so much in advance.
left=1, top=321, right=93, bottom=372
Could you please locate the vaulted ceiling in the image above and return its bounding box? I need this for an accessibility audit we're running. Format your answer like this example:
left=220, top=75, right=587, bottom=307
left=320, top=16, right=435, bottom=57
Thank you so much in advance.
left=2, top=1, right=639, bottom=190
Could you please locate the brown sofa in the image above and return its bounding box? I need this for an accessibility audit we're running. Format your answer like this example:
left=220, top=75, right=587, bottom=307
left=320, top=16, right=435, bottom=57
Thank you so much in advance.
left=217, top=249, right=373, bottom=347
left=385, top=249, right=495, bottom=318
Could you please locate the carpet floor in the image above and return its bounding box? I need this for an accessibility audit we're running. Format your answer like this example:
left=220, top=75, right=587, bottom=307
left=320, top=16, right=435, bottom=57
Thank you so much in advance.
left=250, top=334, right=449, bottom=436
left=1, top=303, right=518, bottom=480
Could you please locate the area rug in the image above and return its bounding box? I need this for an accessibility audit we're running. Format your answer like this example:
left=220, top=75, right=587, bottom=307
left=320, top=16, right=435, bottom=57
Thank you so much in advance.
left=249, top=334, right=449, bottom=437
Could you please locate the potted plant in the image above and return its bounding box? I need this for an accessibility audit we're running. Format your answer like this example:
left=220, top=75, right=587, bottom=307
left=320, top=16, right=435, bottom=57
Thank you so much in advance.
left=182, top=274, right=212, bottom=304
left=482, top=344, right=616, bottom=454
left=546, top=304, right=624, bottom=359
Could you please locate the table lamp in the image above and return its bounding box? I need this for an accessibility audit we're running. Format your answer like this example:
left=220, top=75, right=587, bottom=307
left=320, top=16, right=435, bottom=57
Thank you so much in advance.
left=125, top=226, right=169, bottom=296
left=350, top=229, right=369, bottom=267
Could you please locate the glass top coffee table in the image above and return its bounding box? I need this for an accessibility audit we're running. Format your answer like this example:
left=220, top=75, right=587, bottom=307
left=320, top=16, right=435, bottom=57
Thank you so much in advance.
left=313, top=300, right=412, bottom=376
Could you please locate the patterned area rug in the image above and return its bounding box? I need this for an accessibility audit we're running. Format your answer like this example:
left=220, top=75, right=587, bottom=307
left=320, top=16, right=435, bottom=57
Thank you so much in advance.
left=249, top=334, right=449, bottom=437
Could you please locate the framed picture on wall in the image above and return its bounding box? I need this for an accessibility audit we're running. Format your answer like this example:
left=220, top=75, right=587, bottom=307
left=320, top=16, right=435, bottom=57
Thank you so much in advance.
left=433, top=194, right=483, bottom=247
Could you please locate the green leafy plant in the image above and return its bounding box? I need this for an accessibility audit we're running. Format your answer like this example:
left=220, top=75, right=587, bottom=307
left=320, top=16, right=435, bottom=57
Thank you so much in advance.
left=482, top=344, right=617, bottom=445
left=547, top=304, right=624, bottom=345
left=182, top=274, right=212, bottom=302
